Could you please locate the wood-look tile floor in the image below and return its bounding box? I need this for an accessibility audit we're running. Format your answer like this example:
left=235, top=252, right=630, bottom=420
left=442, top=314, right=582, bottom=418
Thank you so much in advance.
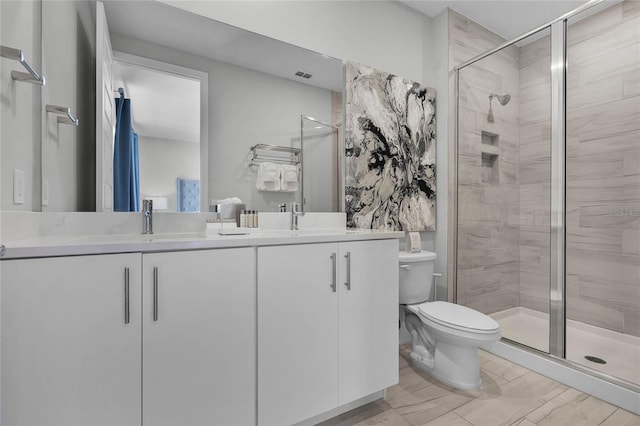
left=320, top=347, right=640, bottom=426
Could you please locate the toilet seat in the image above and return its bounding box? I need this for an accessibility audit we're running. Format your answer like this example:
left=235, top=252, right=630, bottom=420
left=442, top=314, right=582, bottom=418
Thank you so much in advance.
left=416, top=301, right=500, bottom=334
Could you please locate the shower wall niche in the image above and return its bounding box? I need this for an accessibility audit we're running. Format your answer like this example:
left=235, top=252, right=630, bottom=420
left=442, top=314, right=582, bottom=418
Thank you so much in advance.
left=481, top=131, right=500, bottom=185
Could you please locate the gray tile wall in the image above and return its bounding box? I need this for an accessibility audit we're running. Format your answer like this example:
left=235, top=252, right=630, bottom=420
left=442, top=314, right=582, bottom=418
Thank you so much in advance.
left=565, top=0, right=640, bottom=337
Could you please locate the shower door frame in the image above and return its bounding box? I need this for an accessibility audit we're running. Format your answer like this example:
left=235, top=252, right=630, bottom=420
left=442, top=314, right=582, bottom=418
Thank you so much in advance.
left=452, top=0, right=640, bottom=390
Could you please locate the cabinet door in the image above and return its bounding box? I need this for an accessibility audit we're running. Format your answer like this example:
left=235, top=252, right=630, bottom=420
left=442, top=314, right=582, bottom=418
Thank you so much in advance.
left=1, top=254, right=142, bottom=426
left=257, top=244, right=339, bottom=426
left=338, top=240, right=399, bottom=405
left=142, top=248, right=255, bottom=426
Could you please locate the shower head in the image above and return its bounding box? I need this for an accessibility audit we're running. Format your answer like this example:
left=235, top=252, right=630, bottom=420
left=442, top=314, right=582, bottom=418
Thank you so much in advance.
left=490, top=93, right=511, bottom=106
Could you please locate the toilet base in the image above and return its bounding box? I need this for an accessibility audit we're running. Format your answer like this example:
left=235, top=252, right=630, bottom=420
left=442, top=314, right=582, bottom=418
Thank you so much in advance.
left=409, top=341, right=482, bottom=390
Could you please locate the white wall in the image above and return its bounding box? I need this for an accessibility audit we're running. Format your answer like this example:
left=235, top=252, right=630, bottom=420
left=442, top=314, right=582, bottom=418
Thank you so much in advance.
left=0, top=0, right=42, bottom=212
left=111, top=34, right=333, bottom=212
left=138, top=136, right=200, bottom=213
left=159, top=0, right=426, bottom=84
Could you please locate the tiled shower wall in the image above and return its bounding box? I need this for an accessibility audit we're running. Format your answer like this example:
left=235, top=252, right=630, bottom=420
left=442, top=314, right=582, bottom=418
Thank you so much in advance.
left=453, top=10, right=521, bottom=314
left=518, top=35, right=551, bottom=314
left=565, top=1, right=640, bottom=337
left=455, top=1, right=640, bottom=337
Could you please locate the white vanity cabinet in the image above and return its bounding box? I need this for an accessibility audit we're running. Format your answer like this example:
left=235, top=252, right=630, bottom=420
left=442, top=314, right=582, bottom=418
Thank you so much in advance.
left=1, top=253, right=142, bottom=426
left=257, top=239, right=398, bottom=425
left=141, top=248, right=256, bottom=426
left=1, top=248, right=256, bottom=426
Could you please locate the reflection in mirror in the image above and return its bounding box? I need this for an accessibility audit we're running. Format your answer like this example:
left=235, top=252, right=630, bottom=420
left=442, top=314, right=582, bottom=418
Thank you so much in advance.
left=112, top=54, right=205, bottom=212
left=41, top=0, right=96, bottom=212
left=38, top=0, right=344, bottom=213
left=301, top=115, right=341, bottom=212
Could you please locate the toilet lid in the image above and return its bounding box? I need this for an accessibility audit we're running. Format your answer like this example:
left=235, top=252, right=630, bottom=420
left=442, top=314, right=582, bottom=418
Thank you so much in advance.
left=417, top=301, right=500, bottom=333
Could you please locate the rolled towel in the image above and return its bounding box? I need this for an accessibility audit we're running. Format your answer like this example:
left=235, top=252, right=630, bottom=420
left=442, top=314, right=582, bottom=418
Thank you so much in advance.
left=279, top=164, right=299, bottom=192
left=257, top=162, right=281, bottom=191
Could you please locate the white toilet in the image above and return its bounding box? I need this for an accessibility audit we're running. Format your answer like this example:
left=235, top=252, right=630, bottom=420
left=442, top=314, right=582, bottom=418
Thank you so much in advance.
left=400, top=251, right=501, bottom=390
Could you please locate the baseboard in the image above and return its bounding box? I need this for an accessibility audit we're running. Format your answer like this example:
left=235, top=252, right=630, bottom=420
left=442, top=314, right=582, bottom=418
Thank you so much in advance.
left=294, top=390, right=385, bottom=426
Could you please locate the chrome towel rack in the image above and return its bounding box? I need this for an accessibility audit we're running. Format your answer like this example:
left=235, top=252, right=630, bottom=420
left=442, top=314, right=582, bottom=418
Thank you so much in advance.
left=0, top=45, right=46, bottom=85
left=46, top=104, right=79, bottom=126
left=249, top=144, right=301, bottom=167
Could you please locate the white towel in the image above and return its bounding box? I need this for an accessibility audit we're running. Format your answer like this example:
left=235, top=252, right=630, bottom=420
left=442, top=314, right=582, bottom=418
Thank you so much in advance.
left=279, top=164, right=299, bottom=192
left=256, top=162, right=281, bottom=191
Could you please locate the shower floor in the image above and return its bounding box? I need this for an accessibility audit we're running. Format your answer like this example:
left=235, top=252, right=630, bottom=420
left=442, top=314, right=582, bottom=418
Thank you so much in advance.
left=491, top=307, right=640, bottom=387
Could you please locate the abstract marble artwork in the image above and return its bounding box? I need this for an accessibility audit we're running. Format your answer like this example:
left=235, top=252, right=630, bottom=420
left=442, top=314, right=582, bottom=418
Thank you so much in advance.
left=345, top=61, right=436, bottom=231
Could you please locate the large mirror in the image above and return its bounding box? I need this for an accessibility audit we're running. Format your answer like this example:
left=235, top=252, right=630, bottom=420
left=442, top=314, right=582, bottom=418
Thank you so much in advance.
left=39, top=0, right=344, bottom=213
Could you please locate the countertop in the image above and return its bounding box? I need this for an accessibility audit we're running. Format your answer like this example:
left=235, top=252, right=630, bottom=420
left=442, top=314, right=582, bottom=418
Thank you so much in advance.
left=1, top=228, right=404, bottom=259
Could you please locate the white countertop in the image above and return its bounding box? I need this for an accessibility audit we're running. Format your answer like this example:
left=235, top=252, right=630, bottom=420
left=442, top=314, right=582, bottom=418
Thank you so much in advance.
left=1, top=228, right=404, bottom=259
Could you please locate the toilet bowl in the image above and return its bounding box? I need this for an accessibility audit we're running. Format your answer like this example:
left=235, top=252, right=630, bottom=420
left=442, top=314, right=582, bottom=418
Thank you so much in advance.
left=400, top=251, right=501, bottom=390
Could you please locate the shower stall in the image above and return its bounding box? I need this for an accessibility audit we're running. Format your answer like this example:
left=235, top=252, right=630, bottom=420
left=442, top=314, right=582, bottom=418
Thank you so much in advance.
left=454, top=0, right=639, bottom=410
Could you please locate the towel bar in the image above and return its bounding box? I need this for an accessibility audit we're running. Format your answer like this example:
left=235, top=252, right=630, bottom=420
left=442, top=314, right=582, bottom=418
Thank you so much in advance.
left=46, top=104, right=79, bottom=126
left=0, top=45, right=46, bottom=86
left=249, top=143, right=301, bottom=167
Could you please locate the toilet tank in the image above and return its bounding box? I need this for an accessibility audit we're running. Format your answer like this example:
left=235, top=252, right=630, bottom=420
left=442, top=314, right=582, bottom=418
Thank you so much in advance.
left=399, top=251, right=437, bottom=304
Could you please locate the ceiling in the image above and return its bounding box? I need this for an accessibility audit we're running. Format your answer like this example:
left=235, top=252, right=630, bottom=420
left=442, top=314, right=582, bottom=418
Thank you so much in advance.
left=112, top=61, right=201, bottom=143
left=398, top=0, right=590, bottom=41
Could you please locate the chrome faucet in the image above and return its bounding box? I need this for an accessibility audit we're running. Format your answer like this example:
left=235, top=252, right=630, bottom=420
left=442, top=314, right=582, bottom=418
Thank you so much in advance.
left=291, top=201, right=305, bottom=231
left=142, top=199, right=153, bottom=234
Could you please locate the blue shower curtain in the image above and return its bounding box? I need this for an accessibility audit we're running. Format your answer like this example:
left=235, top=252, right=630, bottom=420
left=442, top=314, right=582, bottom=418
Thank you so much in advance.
left=113, top=95, right=140, bottom=212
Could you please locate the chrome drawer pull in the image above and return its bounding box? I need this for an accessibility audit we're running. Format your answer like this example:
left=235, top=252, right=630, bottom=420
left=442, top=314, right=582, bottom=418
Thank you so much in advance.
left=330, top=253, right=337, bottom=293
left=153, top=267, right=159, bottom=321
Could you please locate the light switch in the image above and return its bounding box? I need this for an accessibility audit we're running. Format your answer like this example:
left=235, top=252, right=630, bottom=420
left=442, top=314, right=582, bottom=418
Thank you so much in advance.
left=42, top=178, right=49, bottom=207
left=13, top=169, right=25, bottom=205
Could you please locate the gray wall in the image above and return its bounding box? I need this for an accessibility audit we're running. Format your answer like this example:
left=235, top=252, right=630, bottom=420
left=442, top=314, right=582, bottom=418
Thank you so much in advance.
left=41, top=0, right=96, bottom=212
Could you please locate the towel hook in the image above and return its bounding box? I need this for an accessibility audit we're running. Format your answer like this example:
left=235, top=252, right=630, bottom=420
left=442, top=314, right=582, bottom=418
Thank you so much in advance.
left=46, top=104, right=79, bottom=126
left=0, top=45, right=46, bottom=85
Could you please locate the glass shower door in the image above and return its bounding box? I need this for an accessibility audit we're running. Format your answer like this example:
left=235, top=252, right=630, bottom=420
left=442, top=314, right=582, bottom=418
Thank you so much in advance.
left=455, top=26, right=552, bottom=353
left=300, top=115, right=339, bottom=212
left=564, top=3, right=640, bottom=386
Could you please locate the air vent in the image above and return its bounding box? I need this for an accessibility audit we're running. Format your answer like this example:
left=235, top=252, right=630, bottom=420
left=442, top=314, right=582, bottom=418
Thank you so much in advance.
left=294, top=71, right=312, bottom=79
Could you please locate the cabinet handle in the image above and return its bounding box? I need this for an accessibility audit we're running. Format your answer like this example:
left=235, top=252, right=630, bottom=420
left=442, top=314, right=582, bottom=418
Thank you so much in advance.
left=153, top=266, right=159, bottom=321
left=124, top=267, right=130, bottom=324
left=330, top=253, right=337, bottom=293
left=344, top=252, right=351, bottom=291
